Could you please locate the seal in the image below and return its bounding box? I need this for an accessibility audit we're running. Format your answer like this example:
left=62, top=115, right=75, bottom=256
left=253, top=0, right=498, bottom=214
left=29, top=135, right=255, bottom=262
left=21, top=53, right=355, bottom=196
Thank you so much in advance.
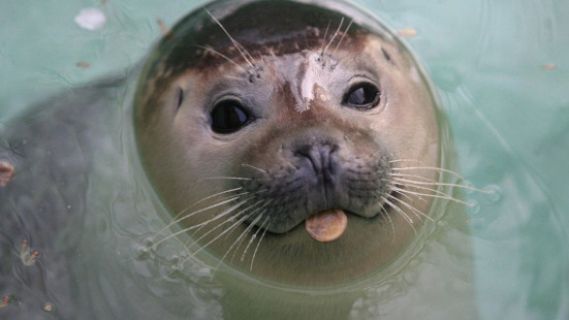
left=0, top=1, right=482, bottom=318
left=135, top=0, right=442, bottom=285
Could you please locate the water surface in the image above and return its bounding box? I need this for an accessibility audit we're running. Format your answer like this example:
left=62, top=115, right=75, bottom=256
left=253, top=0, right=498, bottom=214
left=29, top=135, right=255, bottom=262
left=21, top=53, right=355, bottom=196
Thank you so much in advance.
left=1, top=0, right=568, bottom=319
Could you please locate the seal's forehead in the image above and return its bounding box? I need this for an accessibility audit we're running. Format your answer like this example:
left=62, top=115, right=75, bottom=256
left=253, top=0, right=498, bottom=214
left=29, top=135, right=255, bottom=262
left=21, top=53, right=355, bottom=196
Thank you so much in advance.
left=153, top=0, right=378, bottom=73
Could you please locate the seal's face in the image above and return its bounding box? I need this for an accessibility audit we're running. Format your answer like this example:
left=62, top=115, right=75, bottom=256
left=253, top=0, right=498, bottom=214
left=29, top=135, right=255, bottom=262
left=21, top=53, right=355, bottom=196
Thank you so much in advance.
left=135, top=0, right=440, bottom=285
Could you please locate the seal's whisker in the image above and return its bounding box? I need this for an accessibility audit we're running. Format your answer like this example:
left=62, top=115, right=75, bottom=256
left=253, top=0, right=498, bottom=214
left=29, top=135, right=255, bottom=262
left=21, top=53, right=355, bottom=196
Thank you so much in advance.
left=320, top=21, right=332, bottom=53
left=392, top=187, right=472, bottom=207
left=392, top=176, right=490, bottom=194
left=173, top=189, right=248, bottom=222
left=388, top=183, right=427, bottom=205
left=392, top=166, right=465, bottom=180
left=389, top=159, right=422, bottom=163
left=227, top=206, right=270, bottom=264
left=184, top=203, right=262, bottom=263
left=176, top=192, right=252, bottom=236
left=219, top=209, right=267, bottom=268
left=200, top=176, right=252, bottom=181
left=388, top=179, right=452, bottom=198
left=381, top=196, right=417, bottom=235
left=379, top=205, right=396, bottom=242
left=240, top=163, right=268, bottom=175
left=206, top=10, right=256, bottom=68
left=172, top=192, right=248, bottom=222
left=195, top=45, right=247, bottom=72
left=250, top=219, right=270, bottom=271
left=189, top=200, right=263, bottom=247
left=192, top=187, right=245, bottom=208
left=322, top=17, right=345, bottom=57
left=152, top=195, right=244, bottom=240
left=241, top=215, right=270, bottom=263
left=188, top=189, right=271, bottom=236
left=152, top=199, right=250, bottom=248
left=386, top=193, right=434, bottom=222
left=390, top=172, right=433, bottom=182
left=333, top=19, right=353, bottom=53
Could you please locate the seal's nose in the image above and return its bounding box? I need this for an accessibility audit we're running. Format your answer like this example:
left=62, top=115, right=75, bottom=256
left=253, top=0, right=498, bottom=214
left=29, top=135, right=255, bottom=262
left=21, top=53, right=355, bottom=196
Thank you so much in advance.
left=293, top=141, right=339, bottom=184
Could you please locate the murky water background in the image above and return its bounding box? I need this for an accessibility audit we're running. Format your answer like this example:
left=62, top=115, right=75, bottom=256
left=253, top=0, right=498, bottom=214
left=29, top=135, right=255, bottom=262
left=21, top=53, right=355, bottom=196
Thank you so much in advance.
left=1, top=0, right=568, bottom=319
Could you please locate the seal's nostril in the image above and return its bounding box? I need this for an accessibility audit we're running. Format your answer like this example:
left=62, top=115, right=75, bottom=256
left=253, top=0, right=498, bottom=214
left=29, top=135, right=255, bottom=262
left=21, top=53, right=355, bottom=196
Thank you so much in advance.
left=294, top=145, right=319, bottom=174
left=293, top=142, right=338, bottom=178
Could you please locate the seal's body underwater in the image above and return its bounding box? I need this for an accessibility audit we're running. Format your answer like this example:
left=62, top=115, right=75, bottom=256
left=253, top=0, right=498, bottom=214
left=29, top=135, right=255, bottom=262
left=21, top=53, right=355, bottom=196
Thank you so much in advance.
left=0, top=0, right=458, bottom=318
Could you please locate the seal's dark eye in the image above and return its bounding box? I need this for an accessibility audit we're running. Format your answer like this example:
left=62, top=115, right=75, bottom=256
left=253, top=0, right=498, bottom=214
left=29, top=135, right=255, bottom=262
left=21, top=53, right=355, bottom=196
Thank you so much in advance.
left=210, top=100, right=252, bottom=134
left=343, top=83, right=381, bottom=110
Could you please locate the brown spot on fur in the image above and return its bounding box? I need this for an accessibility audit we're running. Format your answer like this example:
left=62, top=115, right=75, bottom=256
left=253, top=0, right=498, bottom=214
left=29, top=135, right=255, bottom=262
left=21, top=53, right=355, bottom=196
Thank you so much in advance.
left=0, top=160, right=14, bottom=187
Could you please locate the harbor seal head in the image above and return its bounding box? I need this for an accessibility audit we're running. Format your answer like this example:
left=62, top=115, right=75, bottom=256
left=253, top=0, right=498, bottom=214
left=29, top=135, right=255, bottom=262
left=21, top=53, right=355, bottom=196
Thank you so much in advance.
left=134, top=0, right=441, bottom=286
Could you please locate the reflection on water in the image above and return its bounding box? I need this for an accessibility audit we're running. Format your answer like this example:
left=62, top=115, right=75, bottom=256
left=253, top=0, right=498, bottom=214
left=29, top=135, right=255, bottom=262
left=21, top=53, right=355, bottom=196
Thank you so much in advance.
left=1, top=0, right=568, bottom=319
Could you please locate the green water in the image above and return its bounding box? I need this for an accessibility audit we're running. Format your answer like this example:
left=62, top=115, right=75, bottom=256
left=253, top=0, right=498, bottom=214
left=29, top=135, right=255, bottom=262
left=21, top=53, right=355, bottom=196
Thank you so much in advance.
left=1, top=0, right=568, bottom=319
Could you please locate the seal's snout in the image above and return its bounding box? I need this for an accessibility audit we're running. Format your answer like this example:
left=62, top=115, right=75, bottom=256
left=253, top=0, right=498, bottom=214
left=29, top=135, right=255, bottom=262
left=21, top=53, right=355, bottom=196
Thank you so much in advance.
left=293, top=140, right=339, bottom=184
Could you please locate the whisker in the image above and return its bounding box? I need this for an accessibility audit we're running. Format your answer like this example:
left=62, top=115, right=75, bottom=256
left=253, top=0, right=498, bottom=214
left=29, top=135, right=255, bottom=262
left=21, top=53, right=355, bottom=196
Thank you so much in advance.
left=386, top=193, right=434, bottom=222
left=241, top=215, right=270, bottom=262
left=200, top=176, right=252, bottom=182
left=192, top=187, right=245, bottom=207
left=321, top=17, right=345, bottom=57
left=250, top=219, right=270, bottom=271
left=218, top=210, right=266, bottom=268
left=194, top=45, right=247, bottom=72
left=392, top=166, right=465, bottom=180
left=227, top=205, right=271, bottom=264
left=152, top=195, right=244, bottom=240
left=190, top=188, right=270, bottom=236
left=184, top=205, right=260, bottom=263
left=389, top=180, right=452, bottom=198
left=391, top=187, right=472, bottom=207
left=206, top=10, right=256, bottom=68
left=391, top=184, right=427, bottom=204
left=188, top=200, right=263, bottom=249
left=389, top=159, right=422, bottom=164
left=333, top=19, right=353, bottom=53
left=172, top=189, right=247, bottom=223
left=381, top=196, right=417, bottom=235
left=390, top=172, right=433, bottom=182
left=379, top=205, right=395, bottom=242
left=392, top=177, right=490, bottom=194
left=152, top=199, right=250, bottom=249
left=240, top=163, right=268, bottom=175
left=320, top=21, right=332, bottom=54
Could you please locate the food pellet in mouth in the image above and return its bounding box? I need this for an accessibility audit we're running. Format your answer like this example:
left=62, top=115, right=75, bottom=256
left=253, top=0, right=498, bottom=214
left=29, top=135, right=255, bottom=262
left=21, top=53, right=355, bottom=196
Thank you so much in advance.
left=305, top=209, right=348, bottom=242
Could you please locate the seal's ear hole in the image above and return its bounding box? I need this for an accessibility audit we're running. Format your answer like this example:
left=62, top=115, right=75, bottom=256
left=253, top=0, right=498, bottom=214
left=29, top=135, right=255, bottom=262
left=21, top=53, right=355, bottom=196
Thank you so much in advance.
left=342, top=83, right=381, bottom=110
left=176, top=87, right=184, bottom=109
left=210, top=99, right=252, bottom=134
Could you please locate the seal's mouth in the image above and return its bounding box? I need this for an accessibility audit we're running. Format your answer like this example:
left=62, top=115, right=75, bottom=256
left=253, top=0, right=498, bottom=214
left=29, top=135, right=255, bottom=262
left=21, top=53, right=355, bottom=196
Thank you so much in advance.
left=292, top=189, right=400, bottom=243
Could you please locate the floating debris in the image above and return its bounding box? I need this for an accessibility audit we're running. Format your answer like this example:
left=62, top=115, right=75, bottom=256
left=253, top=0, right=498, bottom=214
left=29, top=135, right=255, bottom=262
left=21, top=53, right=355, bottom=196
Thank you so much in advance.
left=543, top=63, right=556, bottom=71
left=74, top=8, right=107, bottom=31
left=76, top=61, right=91, bottom=69
left=20, top=240, right=40, bottom=267
left=0, top=295, right=13, bottom=309
left=0, top=160, right=14, bottom=187
left=157, top=18, right=171, bottom=37
left=397, top=27, right=417, bottom=38
left=43, top=302, right=55, bottom=313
